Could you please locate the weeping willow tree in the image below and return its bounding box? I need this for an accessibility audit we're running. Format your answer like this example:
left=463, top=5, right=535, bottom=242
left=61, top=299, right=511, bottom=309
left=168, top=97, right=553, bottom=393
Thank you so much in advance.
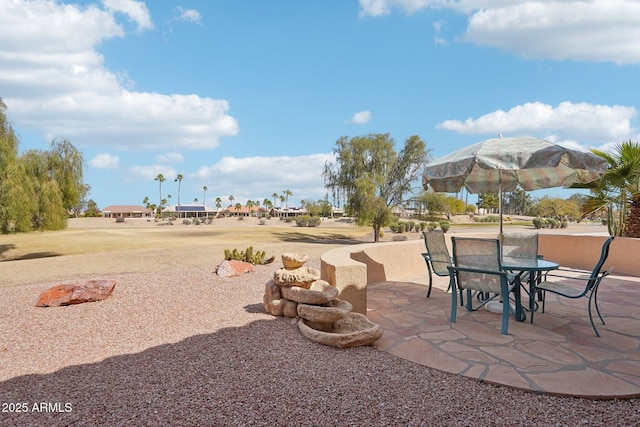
left=323, top=133, right=429, bottom=242
left=0, top=98, right=86, bottom=233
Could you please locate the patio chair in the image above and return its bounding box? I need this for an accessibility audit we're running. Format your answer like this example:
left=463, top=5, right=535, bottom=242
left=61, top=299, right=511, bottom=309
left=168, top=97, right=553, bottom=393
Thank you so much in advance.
left=421, top=231, right=461, bottom=303
left=448, top=237, right=523, bottom=335
left=501, top=232, right=539, bottom=259
left=502, top=232, right=540, bottom=302
left=536, top=237, right=614, bottom=337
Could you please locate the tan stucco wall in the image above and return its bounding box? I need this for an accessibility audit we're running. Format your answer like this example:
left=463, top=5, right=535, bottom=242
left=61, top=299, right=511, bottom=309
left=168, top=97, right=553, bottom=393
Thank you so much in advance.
left=321, top=234, right=639, bottom=314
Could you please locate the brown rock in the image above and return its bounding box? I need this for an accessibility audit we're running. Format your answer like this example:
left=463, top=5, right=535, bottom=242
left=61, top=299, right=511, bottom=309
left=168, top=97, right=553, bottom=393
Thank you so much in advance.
left=216, top=260, right=254, bottom=277
left=36, top=280, right=116, bottom=307
left=282, top=299, right=298, bottom=318
left=263, top=281, right=284, bottom=316
left=298, top=313, right=383, bottom=348
left=273, top=266, right=320, bottom=289
left=281, top=253, right=309, bottom=270
left=297, top=299, right=352, bottom=324
left=279, top=280, right=338, bottom=304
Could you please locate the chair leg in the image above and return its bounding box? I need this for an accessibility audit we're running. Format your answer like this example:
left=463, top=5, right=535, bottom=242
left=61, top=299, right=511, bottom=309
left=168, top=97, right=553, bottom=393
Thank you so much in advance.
left=426, top=271, right=433, bottom=298
left=450, top=280, right=458, bottom=324
left=500, top=297, right=509, bottom=335
left=587, top=293, right=601, bottom=338
left=592, top=285, right=605, bottom=325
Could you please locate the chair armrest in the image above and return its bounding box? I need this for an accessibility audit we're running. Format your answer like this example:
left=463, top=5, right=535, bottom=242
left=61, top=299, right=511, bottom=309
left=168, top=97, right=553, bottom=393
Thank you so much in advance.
left=447, top=265, right=507, bottom=277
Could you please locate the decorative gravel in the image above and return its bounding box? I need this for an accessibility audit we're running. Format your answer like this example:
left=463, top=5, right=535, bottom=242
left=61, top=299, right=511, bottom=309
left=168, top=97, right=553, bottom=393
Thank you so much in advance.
left=0, top=260, right=638, bottom=426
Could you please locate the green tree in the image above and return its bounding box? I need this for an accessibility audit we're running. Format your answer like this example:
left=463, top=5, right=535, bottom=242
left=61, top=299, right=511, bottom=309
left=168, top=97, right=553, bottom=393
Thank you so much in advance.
left=582, top=141, right=640, bottom=236
left=84, top=199, right=101, bottom=217
left=202, top=186, right=208, bottom=206
left=477, top=193, right=499, bottom=214
left=228, top=194, right=234, bottom=207
left=323, top=133, right=429, bottom=242
left=272, top=192, right=279, bottom=208
left=282, top=189, right=292, bottom=213
left=215, top=197, right=222, bottom=210
left=247, top=200, right=255, bottom=216
left=235, top=202, right=242, bottom=215
left=48, top=138, right=85, bottom=215
left=154, top=174, right=165, bottom=217
left=174, top=174, right=183, bottom=217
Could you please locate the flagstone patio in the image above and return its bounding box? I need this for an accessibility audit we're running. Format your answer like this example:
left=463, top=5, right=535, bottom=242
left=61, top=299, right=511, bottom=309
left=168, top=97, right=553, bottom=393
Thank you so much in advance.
left=367, top=272, right=640, bottom=399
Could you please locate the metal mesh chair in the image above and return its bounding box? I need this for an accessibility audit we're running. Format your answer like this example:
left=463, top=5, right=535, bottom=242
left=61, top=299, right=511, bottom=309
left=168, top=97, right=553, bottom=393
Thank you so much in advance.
left=448, top=237, right=523, bottom=335
left=502, top=232, right=539, bottom=259
left=421, top=230, right=455, bottom=299
left=537, top=237, right=614, bottom=337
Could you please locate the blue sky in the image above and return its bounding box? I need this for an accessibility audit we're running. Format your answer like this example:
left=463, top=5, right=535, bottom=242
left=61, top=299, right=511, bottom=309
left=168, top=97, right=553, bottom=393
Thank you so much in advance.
left=1, top=0, right=639, bottom=210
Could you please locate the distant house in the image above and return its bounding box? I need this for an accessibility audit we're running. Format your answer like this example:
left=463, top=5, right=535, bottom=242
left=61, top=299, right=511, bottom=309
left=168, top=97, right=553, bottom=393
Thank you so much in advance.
left=219, top=205, right=268, bottom=217
left=162, top=204, right=218, bottom=218
left=102, top=205, right=153, bottom=219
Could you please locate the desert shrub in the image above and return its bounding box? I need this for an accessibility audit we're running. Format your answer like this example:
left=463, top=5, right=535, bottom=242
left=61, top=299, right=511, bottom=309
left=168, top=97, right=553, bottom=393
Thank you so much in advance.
left=308, top=217, right=321, bottom=227
left=405, top=221, right=416, bottom=232
left=439, top=220, right=450, bottom=233
left=295, top=216, right=309, bottom=227
left=474, top=215, right=501, bottom=223
left=391, top=235, right=408, bottom=241
left=561, top=220, right=569, bottom=229
left=419, top=222, right=427, bottom=231
left=224, top=246, right=275, bottom=265
left=182, top=219, right=191, bottom=225
left=427, top=222, right=437, bottom=231
left=259, top=219, right=266, bottom=225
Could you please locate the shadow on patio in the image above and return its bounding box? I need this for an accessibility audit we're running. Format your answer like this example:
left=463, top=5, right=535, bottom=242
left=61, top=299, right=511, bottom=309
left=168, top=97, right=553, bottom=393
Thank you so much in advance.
left=367, top=272, right=640, bottom=399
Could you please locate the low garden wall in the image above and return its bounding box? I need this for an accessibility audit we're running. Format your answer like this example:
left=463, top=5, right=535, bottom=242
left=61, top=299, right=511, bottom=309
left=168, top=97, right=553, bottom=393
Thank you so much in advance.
left=320, top=234, right=639, bottom=315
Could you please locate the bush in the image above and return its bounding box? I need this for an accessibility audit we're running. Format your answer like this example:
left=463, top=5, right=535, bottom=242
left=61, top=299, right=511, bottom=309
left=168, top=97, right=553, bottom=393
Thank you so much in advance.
left=439, top=220, right=450, bottom=233
left=405, top=221, right=416, bottom=232
left=259, top=219, right=266, bottom=225
left=224, top=246, right=275, bottom=265
left=295, top=215, right=321, bottom=227
left=427, top=222, right=437, bottom=231
left=419, top=222, right=427, bottom=231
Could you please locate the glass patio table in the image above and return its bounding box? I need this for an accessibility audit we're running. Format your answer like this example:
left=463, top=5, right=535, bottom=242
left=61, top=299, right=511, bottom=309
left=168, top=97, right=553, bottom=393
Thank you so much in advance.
left=501, top=257, right=559, bottom=323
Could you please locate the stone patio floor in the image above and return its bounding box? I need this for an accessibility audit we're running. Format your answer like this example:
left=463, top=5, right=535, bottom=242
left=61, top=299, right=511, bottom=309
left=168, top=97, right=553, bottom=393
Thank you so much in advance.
left=367, top=272, right=640, bottom=399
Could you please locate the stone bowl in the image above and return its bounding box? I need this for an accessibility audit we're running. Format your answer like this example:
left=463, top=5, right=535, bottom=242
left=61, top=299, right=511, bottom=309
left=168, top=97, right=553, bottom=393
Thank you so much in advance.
left=281, top=253, right=309, bottom=270
left=280, top=280, right=338, bottom=304
left=273, top=266, right=320, bottom=289
left=297, top=298, right=352, bottom=324
left=298, top=313, right=383, bottom=348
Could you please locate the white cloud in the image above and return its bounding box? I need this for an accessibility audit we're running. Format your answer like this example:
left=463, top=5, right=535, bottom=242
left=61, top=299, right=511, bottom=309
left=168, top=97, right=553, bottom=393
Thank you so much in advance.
left=349, top=110, right=372, bottom=124
left=90, top=152, right=120, bottom=169
left=156, top=152, right=185, bottom=164
left=359, top=0, right=640, bottom=64
left=0, top=0, right=238, bottom=151
left=128, top=165, right=178, bottom=182
left=173, top=6, right=202, bottom=24
left=190, top=154, right=335, bottom=205
left=436, top=101, right=638, bottom=143
left=103, top=0, right=153, bottom=31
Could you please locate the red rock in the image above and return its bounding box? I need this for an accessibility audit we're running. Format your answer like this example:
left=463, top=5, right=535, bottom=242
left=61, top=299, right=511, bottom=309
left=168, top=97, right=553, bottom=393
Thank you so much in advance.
left=36, top=280, right=116, bottom=307
left=216, top=260, right=254, bottom=277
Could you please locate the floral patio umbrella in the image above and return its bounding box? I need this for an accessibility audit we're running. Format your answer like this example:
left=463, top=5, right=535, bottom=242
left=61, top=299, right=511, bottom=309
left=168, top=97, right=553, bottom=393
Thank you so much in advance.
left=422, top=136, right=608, bottom=236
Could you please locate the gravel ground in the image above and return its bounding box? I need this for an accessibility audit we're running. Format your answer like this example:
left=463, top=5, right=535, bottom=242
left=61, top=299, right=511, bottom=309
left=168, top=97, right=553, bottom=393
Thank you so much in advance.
left=0, top=259, right=638, bottom=426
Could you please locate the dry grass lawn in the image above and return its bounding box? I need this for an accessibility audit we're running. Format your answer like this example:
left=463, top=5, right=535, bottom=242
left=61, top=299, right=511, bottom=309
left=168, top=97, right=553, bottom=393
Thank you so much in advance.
left=0, top=217, right=373, bottom=288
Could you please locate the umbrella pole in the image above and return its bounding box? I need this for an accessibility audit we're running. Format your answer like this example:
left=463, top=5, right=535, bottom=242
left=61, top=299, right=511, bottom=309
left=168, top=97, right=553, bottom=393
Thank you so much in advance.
left=499, top=170, right=503, bottom=241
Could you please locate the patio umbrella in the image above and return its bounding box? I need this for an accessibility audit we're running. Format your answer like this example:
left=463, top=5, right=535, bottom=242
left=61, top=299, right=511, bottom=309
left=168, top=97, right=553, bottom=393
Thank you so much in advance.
left=422, top=136, right=608, bottom=236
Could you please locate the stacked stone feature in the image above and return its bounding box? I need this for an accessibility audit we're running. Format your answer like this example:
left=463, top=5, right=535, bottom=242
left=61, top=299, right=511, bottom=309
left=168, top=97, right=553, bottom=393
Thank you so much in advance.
left=263, top=253, right=382, bottom=348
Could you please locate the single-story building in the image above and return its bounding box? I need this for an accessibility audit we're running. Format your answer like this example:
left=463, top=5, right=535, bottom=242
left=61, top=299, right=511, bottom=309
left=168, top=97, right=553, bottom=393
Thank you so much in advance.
left=162, top=204, right=218, bottom=218
left=219, top=205, right=269, bottom=217
left=102, top=205, right=153, bottom=219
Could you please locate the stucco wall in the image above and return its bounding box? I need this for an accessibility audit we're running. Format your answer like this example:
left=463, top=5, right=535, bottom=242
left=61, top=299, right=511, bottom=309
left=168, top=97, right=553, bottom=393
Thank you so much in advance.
left=320, top=234, right=639, bottom=314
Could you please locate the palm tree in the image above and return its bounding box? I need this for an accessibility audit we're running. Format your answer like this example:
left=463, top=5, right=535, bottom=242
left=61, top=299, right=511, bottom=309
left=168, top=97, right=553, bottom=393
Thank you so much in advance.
left=215, top=197, right=222, bottom=213
left=155, top=174, right=165, bottom=217
left=283, top=189, right=292, bottom=213
left=228, top=195, right=235, bottom=207
left=235, top=202, right=242, bottom=216
left=247, top=200, right=255, bottom=217
left=175, top=174, right=183, bottom=218
left=272, top=192, right=278, bottom=208
left=167, top=194, right=172, bottom=207
left=583, top=141, right=640, bottom=236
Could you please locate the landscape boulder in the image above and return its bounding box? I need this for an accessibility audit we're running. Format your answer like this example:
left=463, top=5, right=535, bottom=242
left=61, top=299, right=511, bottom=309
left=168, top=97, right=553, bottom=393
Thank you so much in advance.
left=36, top=280, right=116, bottom=307
left=216, top=260, right=254, bottom=277
left=281, top=253, right=309, bottom=270
left=273, top=266, right=320, bottom=289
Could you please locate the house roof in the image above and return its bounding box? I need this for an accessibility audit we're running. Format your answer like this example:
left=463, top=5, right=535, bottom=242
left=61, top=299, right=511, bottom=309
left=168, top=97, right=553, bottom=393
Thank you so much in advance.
left=102, top=205, right=153, bottom=214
